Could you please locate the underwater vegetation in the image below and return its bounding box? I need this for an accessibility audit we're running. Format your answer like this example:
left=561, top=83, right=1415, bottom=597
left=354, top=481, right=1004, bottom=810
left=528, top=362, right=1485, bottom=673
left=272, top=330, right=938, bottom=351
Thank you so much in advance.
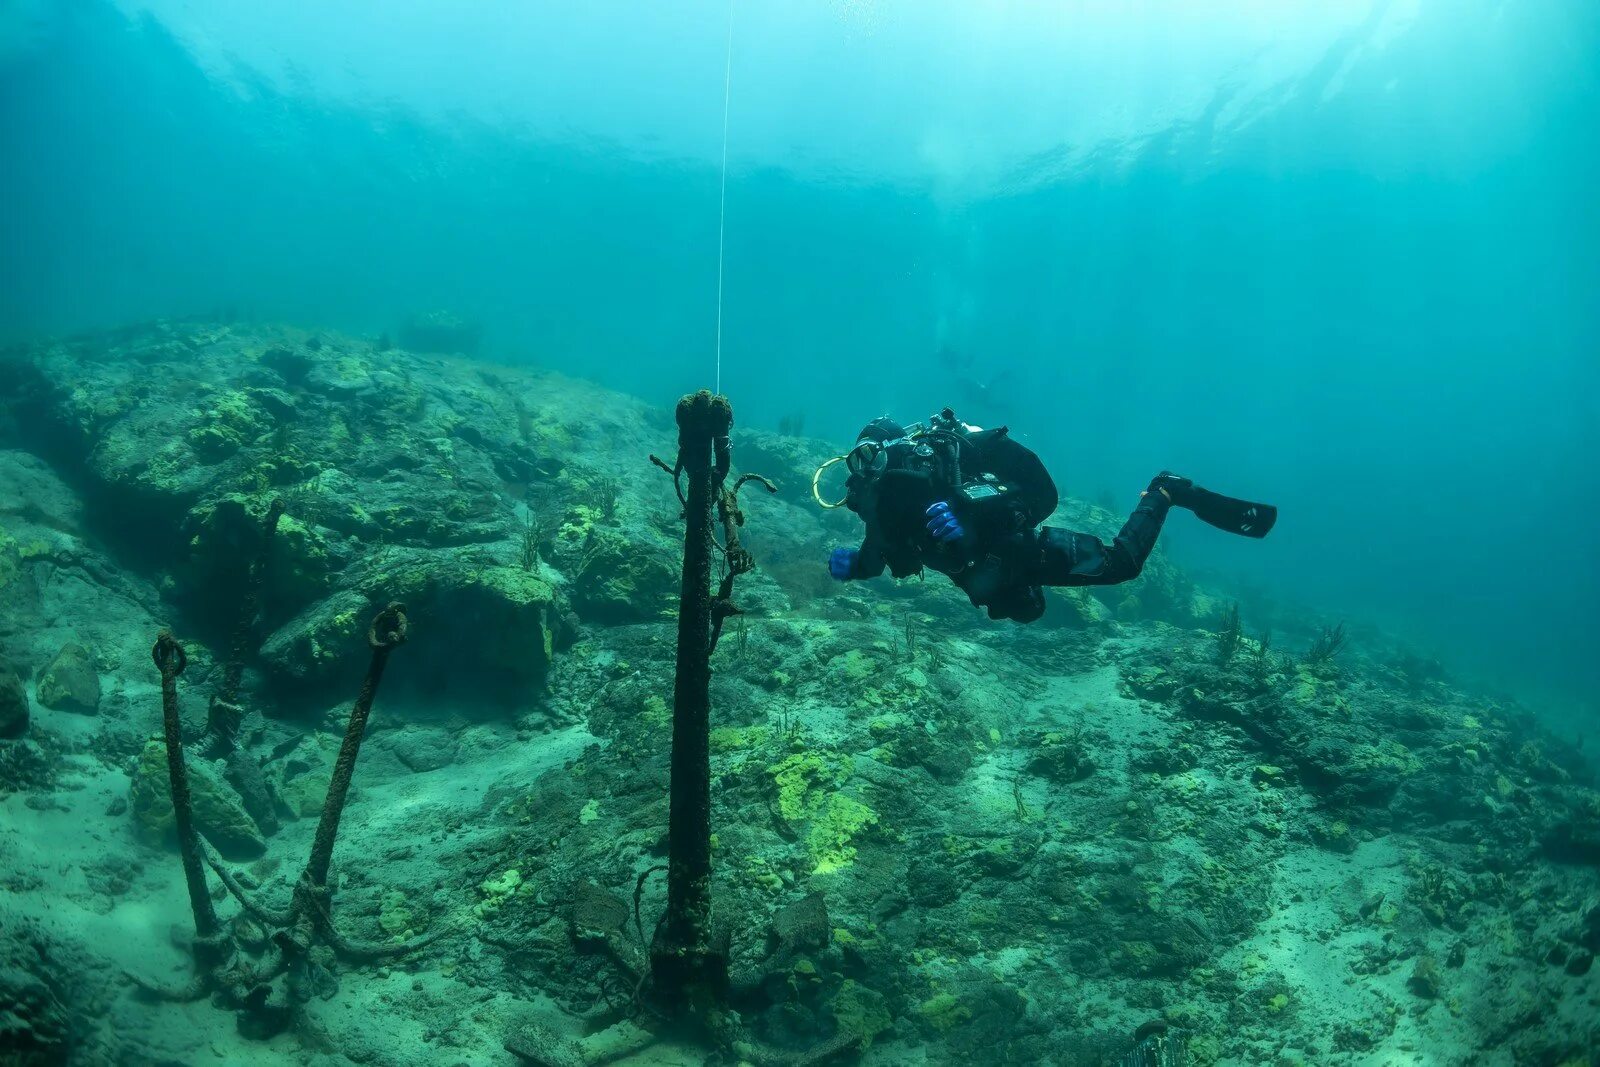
left=0, top=320, right=1597, bottom=1065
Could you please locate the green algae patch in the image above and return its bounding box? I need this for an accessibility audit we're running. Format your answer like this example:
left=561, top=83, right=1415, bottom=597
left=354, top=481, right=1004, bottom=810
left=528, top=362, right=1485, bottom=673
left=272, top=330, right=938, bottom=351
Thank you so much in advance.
left=766, top=752, right=878, bottom=874
left=378, top=888, right=428, bottom=940
left=768, top=752, right=853, bottom=822
left=807, top=794, right=879, bottom=875
left=710, top=724, right=772, bottom=753
left=830, top=648, right=880, bottom=683
left=830, top=979, right=892, bottom=1046
left=1290, top=666, right=1350, bottom=714
left=641, top=694, right=670, bottom=729
left=475, top=868, right=523, bottom=918
left=187, top=389, right=270, bottom=461
left=1253, top=764, right=1286, bottom=784
left=482, top=869, right=522, bottom=895
left=917, top=991, right=971, bottom=1033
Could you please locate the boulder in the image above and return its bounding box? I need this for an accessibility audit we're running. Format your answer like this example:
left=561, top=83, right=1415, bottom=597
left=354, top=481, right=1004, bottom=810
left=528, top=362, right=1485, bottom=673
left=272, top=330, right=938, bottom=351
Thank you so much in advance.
left=277, top=766, right=333, bottom=820
left=266, top=732, right=337, bottom=819
left=128, top=738, right=266, bottom=859
left=224, top=751, right=282, bottom=837
left=35, top=643, right=100, bottom=714
left=570, top=528, right=676, bottom=625
left=258, top=590, right=372, bottom=688
left=262, top=559, right=558, bottom=701
left=388, top=727, right=459, bottom=773
left=422, top=566, right=557, bottom=693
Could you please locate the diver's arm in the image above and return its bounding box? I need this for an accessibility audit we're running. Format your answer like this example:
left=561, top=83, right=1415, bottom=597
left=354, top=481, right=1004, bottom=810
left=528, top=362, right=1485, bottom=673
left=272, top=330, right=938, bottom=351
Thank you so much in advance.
left=851, top=532, right=887, bottom=579
left=829, top=533, right=887, bottom=581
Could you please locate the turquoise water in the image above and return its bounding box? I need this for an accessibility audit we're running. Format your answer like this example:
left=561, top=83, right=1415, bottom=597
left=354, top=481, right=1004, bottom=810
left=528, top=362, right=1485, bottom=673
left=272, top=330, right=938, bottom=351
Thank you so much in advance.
left=4, top=2, right=1594, bottom=717
left=2, top=6, right=1599, bottom=1064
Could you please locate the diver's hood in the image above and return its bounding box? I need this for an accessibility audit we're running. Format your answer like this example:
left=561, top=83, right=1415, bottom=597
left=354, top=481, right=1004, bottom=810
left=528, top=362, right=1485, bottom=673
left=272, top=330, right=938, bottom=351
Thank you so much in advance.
left=857, top=416, right=906, bottom=443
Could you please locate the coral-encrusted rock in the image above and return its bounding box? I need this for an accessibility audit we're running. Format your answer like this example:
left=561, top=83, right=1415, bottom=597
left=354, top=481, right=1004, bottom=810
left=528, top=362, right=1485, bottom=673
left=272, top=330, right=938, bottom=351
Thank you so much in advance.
left=1298, top=735, right=1418, bottom=807
left=128, top=738, right=266, bottom=859
left=259, top=590, right=370, bottom=688
left=0, top=663, right=27, bottom=738
left=421, top=566, right=557, bottom=692
left=570, top=527, right=676, bottom=625
left=181, top=493, right=346, bottom=613
left=34, top=643, right=99, bottom=715
left=261, top=559, right=557, bottom=700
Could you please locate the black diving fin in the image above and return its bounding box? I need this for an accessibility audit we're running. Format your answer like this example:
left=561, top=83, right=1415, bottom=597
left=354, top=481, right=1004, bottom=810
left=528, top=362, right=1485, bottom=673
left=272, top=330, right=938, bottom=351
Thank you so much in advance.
left=1186, top=486, right=1277, bottom=538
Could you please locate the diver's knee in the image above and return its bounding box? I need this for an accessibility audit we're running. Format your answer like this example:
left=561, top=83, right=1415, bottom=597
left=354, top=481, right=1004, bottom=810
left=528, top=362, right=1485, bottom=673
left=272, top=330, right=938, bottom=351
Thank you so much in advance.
left=1108, top=548, right=1144, bottom=582
left=986, top=586, right=1045, bottom=623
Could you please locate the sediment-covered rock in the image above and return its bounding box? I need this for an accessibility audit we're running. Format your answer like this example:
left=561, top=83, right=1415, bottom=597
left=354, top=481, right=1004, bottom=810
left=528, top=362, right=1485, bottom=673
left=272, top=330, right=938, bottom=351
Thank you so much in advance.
left=35, top=643, right=100, bottom=714
left=0, top=322, right=695, bottom=704
left=385, top=726, right=459, bottom=773
left=223, top=750, right=281, bottom=838
left=127, top=738, right=266, bottom=859
left=0, top=450, right=171, bottom=695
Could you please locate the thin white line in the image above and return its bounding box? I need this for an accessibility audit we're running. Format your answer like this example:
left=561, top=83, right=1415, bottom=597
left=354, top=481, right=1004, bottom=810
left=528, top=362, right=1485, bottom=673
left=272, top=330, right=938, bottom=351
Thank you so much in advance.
left=714, top=0, right=733, bottom=395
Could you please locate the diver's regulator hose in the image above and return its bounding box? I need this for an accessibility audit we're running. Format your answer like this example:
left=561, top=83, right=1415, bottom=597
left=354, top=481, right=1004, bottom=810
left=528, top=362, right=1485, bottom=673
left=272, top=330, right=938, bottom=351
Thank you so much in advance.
left=811, top=455, right=849, bottom=509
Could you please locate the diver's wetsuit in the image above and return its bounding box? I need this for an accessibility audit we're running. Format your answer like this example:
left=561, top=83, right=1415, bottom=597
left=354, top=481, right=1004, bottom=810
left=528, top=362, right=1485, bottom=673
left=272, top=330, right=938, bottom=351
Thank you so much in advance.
left=842, top=427, right=1171, bottom=623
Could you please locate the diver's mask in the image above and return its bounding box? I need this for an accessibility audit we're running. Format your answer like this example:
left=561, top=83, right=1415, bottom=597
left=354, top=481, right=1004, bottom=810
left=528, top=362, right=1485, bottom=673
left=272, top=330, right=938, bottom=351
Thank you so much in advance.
left=816, top=441, right=896, bottom=509
left=813, top=412, right=971, bottom=509
left=845, top=432, right=957, bottom=482
left=845, top=437, right=905, bottom=477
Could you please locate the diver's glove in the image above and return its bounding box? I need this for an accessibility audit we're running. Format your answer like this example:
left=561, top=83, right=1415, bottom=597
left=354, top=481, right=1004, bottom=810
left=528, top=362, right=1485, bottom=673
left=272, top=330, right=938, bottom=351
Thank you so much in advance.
left=828, top=547, right=859, bottom=581
left=1146, top=472, right=1196, bottom=509
left=925, top=501, right=966, bottom=544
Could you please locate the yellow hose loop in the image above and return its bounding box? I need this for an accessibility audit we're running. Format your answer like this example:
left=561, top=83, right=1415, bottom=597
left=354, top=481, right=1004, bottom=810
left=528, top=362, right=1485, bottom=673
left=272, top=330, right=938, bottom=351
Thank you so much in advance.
left=811, top=455, right=850, bottom=509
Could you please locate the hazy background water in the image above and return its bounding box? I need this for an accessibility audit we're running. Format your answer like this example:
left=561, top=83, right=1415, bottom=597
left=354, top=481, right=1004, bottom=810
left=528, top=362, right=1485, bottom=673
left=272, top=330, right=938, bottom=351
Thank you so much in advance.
left=2, top=1, right=1595, bottom=726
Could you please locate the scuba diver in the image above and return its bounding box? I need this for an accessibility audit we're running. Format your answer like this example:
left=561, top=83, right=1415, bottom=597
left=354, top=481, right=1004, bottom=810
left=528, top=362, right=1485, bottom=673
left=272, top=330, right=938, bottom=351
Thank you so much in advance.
left=818, top=409, right=1275, bottom=622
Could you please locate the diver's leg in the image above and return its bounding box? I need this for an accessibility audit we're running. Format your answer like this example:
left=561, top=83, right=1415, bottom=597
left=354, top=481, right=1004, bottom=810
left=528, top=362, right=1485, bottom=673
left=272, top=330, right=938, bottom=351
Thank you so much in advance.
left=981, top=583, right=1046, bottom=623
left=951, top=536, right=1047, bottom=622
left=1034, top=491, right=1172, bottom=587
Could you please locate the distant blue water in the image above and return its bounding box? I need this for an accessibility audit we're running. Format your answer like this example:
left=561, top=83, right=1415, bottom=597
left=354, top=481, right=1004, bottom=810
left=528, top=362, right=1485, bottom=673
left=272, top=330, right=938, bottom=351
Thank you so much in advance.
left=2, top=1, right=1596, bottom=722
